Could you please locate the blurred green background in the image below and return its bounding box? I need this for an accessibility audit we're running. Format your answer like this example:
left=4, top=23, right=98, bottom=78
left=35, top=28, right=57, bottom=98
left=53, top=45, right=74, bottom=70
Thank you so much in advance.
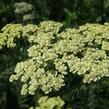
left=1, top=0, right=109, bottom=28
left=1, top=0, right=109, bottom=109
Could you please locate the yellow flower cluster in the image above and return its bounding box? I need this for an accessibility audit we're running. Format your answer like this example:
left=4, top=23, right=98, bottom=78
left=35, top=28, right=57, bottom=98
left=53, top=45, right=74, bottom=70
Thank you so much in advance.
left=29, top=96, right=64, bottom=109
left=4, top=21, right=109, bottom=95
left=57, top=23, right=109, bottom=83
left=0, top=24, right=22, bottom=48
left=9, top=21, right=64, bottom=95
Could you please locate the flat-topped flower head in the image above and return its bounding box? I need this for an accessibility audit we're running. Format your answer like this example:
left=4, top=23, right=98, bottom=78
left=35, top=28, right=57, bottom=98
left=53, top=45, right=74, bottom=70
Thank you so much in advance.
left=7, top=21, right=109, bottom=95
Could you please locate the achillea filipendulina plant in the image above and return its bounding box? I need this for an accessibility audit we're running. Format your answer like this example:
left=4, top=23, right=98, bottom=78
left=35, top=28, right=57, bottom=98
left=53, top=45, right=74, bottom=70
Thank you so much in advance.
left=29, top=96, right=64, bottom=109
left=14, top=2, right=36, bottom=23
left=1, top=21, right=109, bottom=108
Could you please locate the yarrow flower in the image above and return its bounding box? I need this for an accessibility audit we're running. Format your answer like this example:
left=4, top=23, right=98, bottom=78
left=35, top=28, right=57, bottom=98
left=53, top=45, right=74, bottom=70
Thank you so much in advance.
left=29, top=96, right=64, bottom=109
left=0, top=21, right=108, bottom=95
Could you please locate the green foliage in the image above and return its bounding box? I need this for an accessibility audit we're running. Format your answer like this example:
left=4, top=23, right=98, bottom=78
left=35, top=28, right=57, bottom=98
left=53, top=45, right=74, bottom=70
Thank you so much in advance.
left=1, top=0, right=109, bottom=29
left=63, top=8, right=77, bottom=28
